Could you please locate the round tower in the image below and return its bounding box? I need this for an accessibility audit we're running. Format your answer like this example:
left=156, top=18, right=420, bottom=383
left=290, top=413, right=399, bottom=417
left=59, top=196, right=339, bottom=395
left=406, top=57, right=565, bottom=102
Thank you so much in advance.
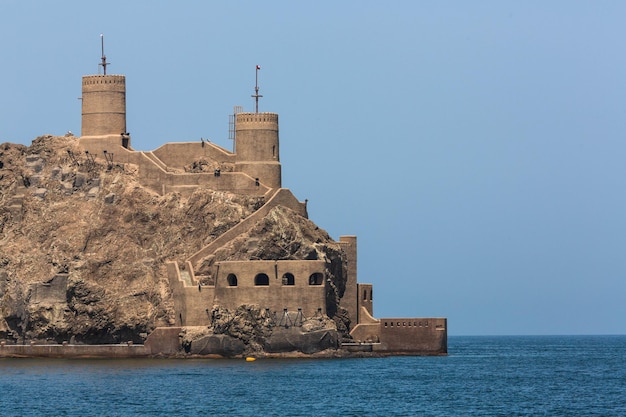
left=235, top=112, right=281, bottom=188
left=81, top=74, right=126, bottom=137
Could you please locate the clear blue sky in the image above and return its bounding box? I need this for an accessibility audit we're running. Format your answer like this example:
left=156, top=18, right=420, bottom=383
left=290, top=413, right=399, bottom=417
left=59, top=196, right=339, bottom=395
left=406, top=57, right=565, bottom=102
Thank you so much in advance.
left=2, top=1, right=625, bottom=336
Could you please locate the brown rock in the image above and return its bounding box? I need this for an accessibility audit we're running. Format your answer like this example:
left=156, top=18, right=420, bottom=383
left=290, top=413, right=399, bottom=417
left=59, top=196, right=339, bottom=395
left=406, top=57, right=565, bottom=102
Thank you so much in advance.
left=0, top=136, right=346, bottom=348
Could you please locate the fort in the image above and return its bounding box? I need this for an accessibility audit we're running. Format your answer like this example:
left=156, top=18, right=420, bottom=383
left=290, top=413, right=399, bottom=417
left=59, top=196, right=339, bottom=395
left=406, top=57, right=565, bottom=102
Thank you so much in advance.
left=0, top=56, right=446, bottom=358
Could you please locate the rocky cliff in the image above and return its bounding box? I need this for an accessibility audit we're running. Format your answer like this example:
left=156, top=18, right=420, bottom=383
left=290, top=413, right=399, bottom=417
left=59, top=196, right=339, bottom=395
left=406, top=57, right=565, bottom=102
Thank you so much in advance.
left=0, top=135, right=348, bottom=352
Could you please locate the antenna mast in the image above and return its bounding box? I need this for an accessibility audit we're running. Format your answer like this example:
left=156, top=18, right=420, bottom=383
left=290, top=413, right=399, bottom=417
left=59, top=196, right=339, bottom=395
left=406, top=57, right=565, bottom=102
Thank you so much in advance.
left=99, top=34, right=109, bottom=75
left=251, top=65, right=262, bottom=113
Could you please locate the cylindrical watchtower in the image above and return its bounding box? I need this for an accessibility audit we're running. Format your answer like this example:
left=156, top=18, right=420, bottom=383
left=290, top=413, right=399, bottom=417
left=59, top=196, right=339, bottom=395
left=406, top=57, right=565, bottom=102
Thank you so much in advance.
left=235, top=112, right=281, bottom=188
left=81, top=74, right=126, bottom=137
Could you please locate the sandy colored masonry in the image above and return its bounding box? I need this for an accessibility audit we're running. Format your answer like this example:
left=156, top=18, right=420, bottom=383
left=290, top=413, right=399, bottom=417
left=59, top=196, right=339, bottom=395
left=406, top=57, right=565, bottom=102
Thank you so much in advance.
left=71, top=71, right=447, bottom=355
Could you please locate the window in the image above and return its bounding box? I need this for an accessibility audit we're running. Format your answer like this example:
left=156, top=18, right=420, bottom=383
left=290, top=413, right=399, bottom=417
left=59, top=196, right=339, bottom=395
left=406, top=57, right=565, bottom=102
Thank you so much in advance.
left=226, top=273, right=237, bottom=287
left=282, top=273, right=295, bottom=286
left=254, top=273, right=270, bottom=286
left=309, top=272, right=324, bottom=286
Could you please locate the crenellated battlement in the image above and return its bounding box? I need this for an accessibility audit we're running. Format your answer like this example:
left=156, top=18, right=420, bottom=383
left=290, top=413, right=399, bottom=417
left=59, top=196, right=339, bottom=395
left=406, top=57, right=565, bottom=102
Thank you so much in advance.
left=82, top=75, right=126, bottom=89
left=236, top=112, right=278, bottom=127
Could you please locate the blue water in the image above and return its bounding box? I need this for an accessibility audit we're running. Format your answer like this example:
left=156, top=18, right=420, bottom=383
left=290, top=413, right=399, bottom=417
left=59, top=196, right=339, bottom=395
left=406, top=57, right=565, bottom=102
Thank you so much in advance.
left=0, top=336, right=624, bottom=416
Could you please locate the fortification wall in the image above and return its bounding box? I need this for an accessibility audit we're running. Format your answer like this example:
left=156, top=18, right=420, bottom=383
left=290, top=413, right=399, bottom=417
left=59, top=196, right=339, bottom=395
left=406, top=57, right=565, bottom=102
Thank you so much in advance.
left=144, top=327, right=183, bottom=354
left=377, top=317, right=447, bottom=354
left=349, top=306, right=381, bottom=343
left=339, top=236, right=358, bottom=326
left=357, top=283, right=373, bottom=319
left=77, top=137, right=271, bottom=196
left=166, top=261, right=215, bottom=326
left=234, top=161, right=281, bottom=190
left=212, top=260, right=327, bottom=316
left=79, top=135, right=129, bottom=153
left=81, top=75, right=126, bottom=137
left=162, top=171, right=269, bottom=195
left=0, top=343, right=148, bottom=358
left=152, top=141, right=235, bottom=169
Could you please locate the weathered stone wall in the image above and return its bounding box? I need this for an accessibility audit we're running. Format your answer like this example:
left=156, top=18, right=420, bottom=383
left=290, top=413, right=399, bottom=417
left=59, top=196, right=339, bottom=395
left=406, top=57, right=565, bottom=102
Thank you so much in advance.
left=212, top=260, right=327, bottom=317
left=349, top=306, right=380, bottom=343
left=166, top=262, right=215, bottom=326
left=377, top=317, right=447, bottom=353
left=357, top=283, right=373, bottom=318
left=77, top=137, right=272, bottom=196
left=339, top=236, right=358, bottom=326
left=152, top=141, right=235, bottom=169
left=79, top=90, right=282, bottom=194
left=0, top=342, right=148, bottom=358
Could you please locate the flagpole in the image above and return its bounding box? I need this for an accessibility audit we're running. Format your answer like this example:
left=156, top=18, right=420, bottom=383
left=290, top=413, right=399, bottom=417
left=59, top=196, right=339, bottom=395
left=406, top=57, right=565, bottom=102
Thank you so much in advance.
left=252, top=65, right=262, bottom=113
left=100, top=34, right=108, bottom=75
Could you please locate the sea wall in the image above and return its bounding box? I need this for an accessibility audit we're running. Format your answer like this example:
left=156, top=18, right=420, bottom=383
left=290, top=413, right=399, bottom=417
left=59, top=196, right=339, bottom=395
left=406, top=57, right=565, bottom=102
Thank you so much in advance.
left=377, top=317, right=447, bottom=354
left=0, top=342, right=148, bottom=358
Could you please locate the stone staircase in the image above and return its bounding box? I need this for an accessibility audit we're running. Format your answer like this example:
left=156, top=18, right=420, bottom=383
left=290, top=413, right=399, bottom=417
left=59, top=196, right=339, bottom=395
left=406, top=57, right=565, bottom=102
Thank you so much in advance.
left=142, top=151, right=168, bottom=172
left=166, top=187, right=306, bottom=287
left=186, top=188, right=306, bottom=268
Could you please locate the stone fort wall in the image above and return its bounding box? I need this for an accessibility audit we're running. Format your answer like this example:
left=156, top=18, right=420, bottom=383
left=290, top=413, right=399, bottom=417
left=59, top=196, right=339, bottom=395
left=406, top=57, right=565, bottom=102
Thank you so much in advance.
left=76, top=72, right=447, bottom=355
left=79, top=74, right=281, bottom=194
left=152, top=141, right=235, bottom=169
left=212, top=260, right=327, bottom=316
left=167, top=259, right=328, bottom=326
left=377, top=317, right=447, bottom=353
left=78, top=136, right=273, bottom=196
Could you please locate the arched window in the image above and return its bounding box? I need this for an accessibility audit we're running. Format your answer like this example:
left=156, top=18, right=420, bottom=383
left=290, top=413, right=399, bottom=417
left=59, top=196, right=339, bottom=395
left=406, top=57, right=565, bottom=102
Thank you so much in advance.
left=254, top=273, right=270, bottom=286
left=309, top=272, right=324, bottom=286
left=226, top=273, right=237, bottom=287
left=282, top=273, right=295, bottom=286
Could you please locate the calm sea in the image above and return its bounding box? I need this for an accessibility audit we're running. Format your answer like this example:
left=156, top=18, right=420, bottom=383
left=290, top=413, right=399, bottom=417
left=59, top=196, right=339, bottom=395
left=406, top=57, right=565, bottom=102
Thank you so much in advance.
left=0, top=335, right=624, bottom=416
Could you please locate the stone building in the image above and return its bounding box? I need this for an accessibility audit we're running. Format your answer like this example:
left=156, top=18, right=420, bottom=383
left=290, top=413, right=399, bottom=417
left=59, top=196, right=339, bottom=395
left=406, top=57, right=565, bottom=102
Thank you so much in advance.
left=75, top=67, right=447, bottom=356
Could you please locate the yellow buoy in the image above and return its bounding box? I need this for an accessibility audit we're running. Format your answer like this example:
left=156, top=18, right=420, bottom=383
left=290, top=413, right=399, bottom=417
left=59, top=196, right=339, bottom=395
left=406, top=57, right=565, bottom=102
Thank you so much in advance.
left=245, top=357, right=256, bottom=362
